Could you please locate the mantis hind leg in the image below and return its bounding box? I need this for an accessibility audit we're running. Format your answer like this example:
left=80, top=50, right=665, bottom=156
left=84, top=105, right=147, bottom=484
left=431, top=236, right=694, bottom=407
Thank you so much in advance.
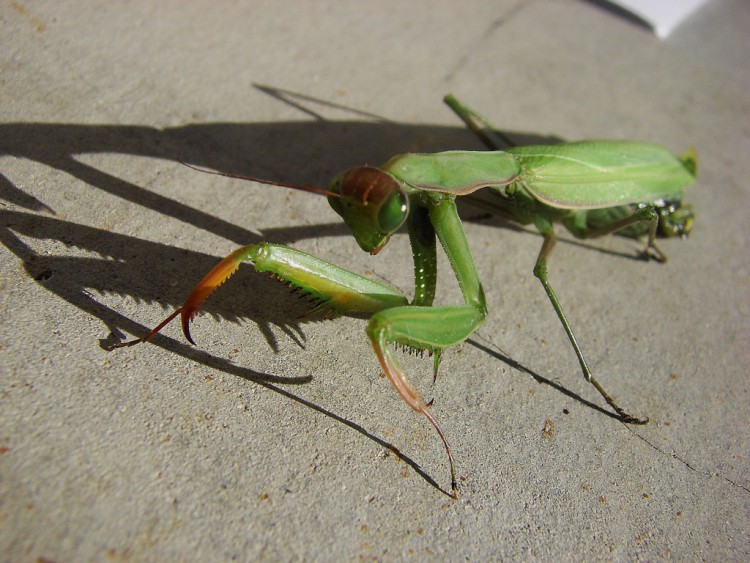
left=443, top=94, right=516, bottom=150
left=533, top=230, right=649, bottom=424
left=570, top=205, right=667, bottom=263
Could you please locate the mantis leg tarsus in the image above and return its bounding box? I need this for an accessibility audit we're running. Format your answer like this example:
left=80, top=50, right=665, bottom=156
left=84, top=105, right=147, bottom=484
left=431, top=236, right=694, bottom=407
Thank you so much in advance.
left=423, top=408, right=459, bottom=499
left=589, top=377, right=649, bottom=424
left=640, top=244, right=668, bottom=264
left=105, top=307, right=184, bottom=349
left=533, top=231, right=648, bottom=424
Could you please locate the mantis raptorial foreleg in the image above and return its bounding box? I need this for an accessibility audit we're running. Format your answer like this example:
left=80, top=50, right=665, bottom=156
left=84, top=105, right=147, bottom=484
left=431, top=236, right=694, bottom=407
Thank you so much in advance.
left=366, top=196, right=487, bottom=496
left=112, top=228, right=481, bottom=497
left=110, top=243, right=410, bottom=348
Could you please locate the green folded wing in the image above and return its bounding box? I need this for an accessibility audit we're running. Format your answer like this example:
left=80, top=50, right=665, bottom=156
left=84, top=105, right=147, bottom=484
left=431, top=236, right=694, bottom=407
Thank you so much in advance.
left=506, top=141, right=695, bottom=209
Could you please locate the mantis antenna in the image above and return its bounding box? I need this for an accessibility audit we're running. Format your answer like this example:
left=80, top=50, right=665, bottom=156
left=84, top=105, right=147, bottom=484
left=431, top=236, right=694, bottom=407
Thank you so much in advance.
left=179, top=160, right=340, bottom=198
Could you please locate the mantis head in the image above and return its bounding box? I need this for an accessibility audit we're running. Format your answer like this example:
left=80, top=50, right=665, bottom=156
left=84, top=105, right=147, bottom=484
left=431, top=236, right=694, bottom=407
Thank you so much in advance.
left=327, top=167, right=410, bottom=254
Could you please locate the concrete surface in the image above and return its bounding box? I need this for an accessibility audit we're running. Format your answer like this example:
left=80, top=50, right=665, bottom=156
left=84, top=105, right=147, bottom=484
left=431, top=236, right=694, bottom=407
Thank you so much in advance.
left=1, top=0, right=748, bottom=560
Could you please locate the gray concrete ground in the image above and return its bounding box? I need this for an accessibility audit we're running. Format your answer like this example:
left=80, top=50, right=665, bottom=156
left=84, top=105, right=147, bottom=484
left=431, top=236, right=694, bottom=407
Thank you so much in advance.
left=1, top=1, right=748, bottom=560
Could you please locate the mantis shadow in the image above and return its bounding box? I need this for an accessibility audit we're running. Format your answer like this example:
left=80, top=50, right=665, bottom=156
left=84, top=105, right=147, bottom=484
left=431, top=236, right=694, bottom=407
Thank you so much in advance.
left=467, top=338, right=623, bottom=422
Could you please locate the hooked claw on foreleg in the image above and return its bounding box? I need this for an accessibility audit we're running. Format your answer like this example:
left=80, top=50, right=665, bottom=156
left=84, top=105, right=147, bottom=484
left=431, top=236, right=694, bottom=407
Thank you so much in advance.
left=107, top=249, right=245, bottom=349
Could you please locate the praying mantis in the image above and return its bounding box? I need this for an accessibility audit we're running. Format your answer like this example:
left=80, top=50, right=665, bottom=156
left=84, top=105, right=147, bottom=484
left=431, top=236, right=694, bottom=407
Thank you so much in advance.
left=109, top=95, right=697, bottom=498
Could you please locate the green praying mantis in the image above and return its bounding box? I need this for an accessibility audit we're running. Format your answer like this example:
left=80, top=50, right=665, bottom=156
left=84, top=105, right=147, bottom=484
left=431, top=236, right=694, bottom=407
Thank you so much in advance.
left=109, top=95, right=696, bottom=498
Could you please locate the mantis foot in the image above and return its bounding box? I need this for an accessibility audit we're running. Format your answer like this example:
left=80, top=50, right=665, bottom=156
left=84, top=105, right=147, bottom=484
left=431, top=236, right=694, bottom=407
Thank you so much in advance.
left=590, top=377, right=649, bottom=425
left=640, top=243, right=668, bottom=264
left=105, top=308, right=184, bottom=349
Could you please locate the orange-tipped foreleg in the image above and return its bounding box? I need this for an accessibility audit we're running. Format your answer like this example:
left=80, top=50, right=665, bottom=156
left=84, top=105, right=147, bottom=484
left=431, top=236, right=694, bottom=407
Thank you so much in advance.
left=107, top=247, right=248, bottom=349
left=109, top=243, right=409, bottom=350
left=179, top=247, right=247, bottom=344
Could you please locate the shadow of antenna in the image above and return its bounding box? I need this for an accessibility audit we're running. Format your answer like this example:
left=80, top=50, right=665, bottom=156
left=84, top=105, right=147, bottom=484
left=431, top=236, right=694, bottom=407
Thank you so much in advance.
left=253, top=83, right=393, bottom=122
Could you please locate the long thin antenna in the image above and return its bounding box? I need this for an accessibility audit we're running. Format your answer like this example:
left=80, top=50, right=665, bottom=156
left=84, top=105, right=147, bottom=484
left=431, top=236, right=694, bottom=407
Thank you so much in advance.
left=179, top=160, right=338, bottom=198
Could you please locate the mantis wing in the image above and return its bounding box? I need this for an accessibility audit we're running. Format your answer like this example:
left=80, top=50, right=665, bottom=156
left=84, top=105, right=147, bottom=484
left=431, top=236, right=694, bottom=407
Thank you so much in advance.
left=506, top=141, right=695, bottom=209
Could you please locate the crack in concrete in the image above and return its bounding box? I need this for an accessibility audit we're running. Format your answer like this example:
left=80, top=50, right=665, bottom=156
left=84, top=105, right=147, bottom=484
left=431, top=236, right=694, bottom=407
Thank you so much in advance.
left=443, top=1, right=526, bottom=83
left=624, top=423, right=750, bottom=495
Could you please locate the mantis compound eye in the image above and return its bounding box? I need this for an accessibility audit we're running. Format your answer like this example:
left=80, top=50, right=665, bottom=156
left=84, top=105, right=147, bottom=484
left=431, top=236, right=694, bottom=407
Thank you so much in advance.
left=375, top=182, right=409, bottom=234
left=328, top=167, right=409, bottom=253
